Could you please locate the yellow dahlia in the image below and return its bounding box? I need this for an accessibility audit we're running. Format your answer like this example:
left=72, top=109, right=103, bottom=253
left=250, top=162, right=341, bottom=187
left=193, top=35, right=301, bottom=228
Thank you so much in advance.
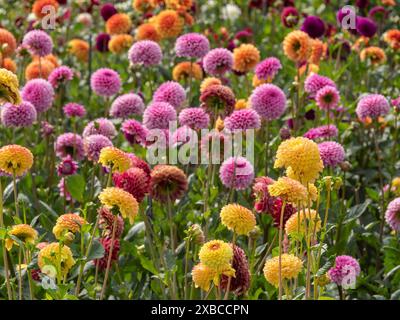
left=263, top=253, right=302, bottom=287
left=99, top=187, right=139, bottom=224
left=173, top=61, right=203, bottom=81
left=38, top=243, right=75, bottom=277
left=274, top=137, right=323, bottom=184
left=155, top=10, right=184, bottom=39
left=215, top=116, right=224, bottom=131
left=220, top=204, right=256, bottom=236
left=283, top=30, right=312, bottom=62
left=232, top=44, right=260, bottom=73
left=98, top=147, right=131, bottom=173
left=68, top=39, right=89, bottom=62
left=199, top=240, right=233, bottom=273
left=360, top=46, right=386, bottom=65
left=200, top=77, right=222, bottom=93
left=391, top=177, right=400, bottom=196
left=191, top=263, right=218, bottom=291
left=52, top=213, right=87, bottom=240
left=252, top=74, right=268, bottom=87
left=0, top=145, right=33, bottom=177
left=235, top=99, right=248, bottom=110
left=5, top=224, right=38, bottom=251
left=268, top=177, right=308, bottom=204
left=0, top=68, right=21, bottom=104
left=108, top=34, right=134, bottom=54
left=285, top=209, right=321, bottom=236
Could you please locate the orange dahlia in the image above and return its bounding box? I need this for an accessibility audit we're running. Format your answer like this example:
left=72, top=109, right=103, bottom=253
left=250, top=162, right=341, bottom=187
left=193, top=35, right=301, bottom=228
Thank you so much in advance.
left=25, top=59, right=55, bottom=80
left=165, top=0, right=193, bottom=11
left=52, top=213, right=87, bottom=240
left=68, top=39, right=89, bottom=62
left=155, top=10, right=184, bottom=39
left=106, top=13, right=133, bottom=35
left=2, top=58, right=17, bottom=74
left=200, top=77, right=222, bottom=93
left=133, top=0, right=156, bottom=12
left=360, top=46, right=386, bottom=65
left=308, top=39, right=327, bottom=65
left=108, top=34, right=134, bottom=54
left=0, top=28, right=17, bottom=57
left=136, top=23, right=161, bottom=42
left=150, top=165, right=188, bottom=203
left=173, top=61, right=203, bottom=81
left=232, top=44, right=260, bottom=73
left=283, top=30, right=312, bottom=62
left=383, top=29, right=400, bottom=50
left=34, top=54, right=59, bottom=68
left=32, top=0, right=59, bottom=19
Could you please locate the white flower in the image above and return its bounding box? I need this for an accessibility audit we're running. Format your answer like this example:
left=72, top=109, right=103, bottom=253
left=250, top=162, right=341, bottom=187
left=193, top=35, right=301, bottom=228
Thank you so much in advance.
left=221, top=4, right=241, bottom=21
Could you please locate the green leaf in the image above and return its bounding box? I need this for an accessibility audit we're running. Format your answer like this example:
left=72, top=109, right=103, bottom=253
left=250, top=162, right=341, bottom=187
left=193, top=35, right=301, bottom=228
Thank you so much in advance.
left=87, top=239, right=105, bottom=260
left=139, top=255, right=158, bottom=275
left=66, top=175, right=85, bottom=203
left=39, top=201, right=58, bottom=218
left=344, top=199, right=371, bottom=223
left=123, top=221, right=145, bottom=241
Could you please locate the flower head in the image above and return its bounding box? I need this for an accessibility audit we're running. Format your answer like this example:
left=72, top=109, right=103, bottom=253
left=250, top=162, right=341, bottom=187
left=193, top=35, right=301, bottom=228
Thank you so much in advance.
left=173, top=61, right=203, bottom=81
left=360, top=46, right=386, bottom=65
left=356, top=17, right=377, bottom=38
left=304, top=73, right=336, bottom=99
left=263, top=253, right=302, bottom=287
left=153, top=81, right=186, bottom=109
left=220, top=204, right=256, bottom=235
left=55, top=133, right=84, bottom=160
left=155, top=10, right=184, bottom=39
left=143, top=102, right=177, bottom=129
left=1, top=101, right=37, bottom=127
left=95, top=33, right=111, bottom=52
left=48, top=66, right=74, bottom=88
left=100, top=3, right=117, bottom=21
left=0, top=145, right=33, bottom=177
left=178, top=107, right=210, bottom=130
left=224, top=108, right=261, bottom=131
left=68, top=39, right=89, bottom=61
left=356, top=94, right=390, bottom=120
left=128, top=40, right=163, bottom=67
left=84, top=134, right=113, bottom=162
left=232, top=44, right=260, bottom=73
left=175, top=33, right=210, bottom=58
left=219, top=156, right=254, bottom=190
left=281, top=6, right=299, bottom=28
left=110, top=93, right=144, bottom=118
left=385, top=198, right=400, bottom=232
left=200, top=84, right=235, bottom=119
left=285, top=209, right=321, bottom=236
left=106, top=13, right=132, bottom=35
left=0, top=28, right=17, bottom=57
left=108, top=34, right=133, bottom=54
left=150, top=165, right=188, bottom=203
left=301, top=16, right=326, bottom=38
left=53, top=213, right=87, bottom=240
left=191, top=263, right=218, bottom=292
left=90, top=68, right=121, bottom=97
left=98, top=207, right=124, bottom=238
left=315, top=86, right=340, bottom=110
left=121, top=119, right=149, bottom=146
left=57, top=155, right=78, bottom=176
left=21, top=78, right=54, bottom=113
left=63, top=103, right=86, bottom=118
left=255, top=57, right=282, bottom=81
left=328, top=255, right=360, bottom=285
left=38, top=243, right=75, bottom=277
left=0, top=68, right=21, bottom=104
left=94, top=237, right=120, bottom=270
left=136, top=23, right=161, bottom=42
left=113, top=167, right=150, bottom=203
left=98, top=146, right=131, bottom=173
left=318, top=141, right=345, bottom=167
left=82, top=118, right=117, bottom=140
left=32, top=0, right=58, bottom=18
left=283, top=30, right=312, bottom=62
left=5, top=224, right=38, bottom=251
left=250, top=84, right=286, bottom=120
left=203, top=48, right=233, bottom=76
left=99, top=187, right=139, bottom=224
left=383, top=29, right=400, bottom=50
left=268, top=177, right=309, bottom=204
left=22, top=30, right=53, bottom=57
left=199, top=240, right=234, bottom=273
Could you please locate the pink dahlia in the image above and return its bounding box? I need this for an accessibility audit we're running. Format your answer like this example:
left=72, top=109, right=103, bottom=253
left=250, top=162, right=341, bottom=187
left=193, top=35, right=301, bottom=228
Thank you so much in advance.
left=318, top=141, right=345, bottom=167
left=315, top=86, right=340, bottom=110
left=178, top=107, right=210, bottom=130
left=175, top=33, right=210, bottom=59
left=127, top=154, right=151, bottom=177
left=356, top=94, right=390, bottom=120
left=304, top=124, right=338, bottom=140
left=304, top=74, right=336, bottom=99
left=121, top=119, right=149, bottom=146
left=219, top=156, right=254, bottom=190
left=22, top=30, right=53, bottom=57
left=143, top=102, right=177, bottom=130
left=110, top=93, right=144, bottom=118
left=63, top=103, right=86, bottom=118
left=1, top=101, right=37, bottom=127
left=57, top=155, right=78, bottom=176
left=385, top=198, right=400, bottom=232
left=82, top=118, right=117, bottom=139
left=128, top=40, right=162, bottom=67
left=153, top=81, right=186, bottom=109
left=113, top=167, right=150, bottom=202
left=90, top=68, right=121, bottom=97
left=48, top=66, right=74, bottom=88
left=224, top=108, right=261, bottom=130
left=170, top=126, right=197, bottom=147
left=55, top=133, right=85, bottom=160
left=328, top=255, right=361, bottom=286
left=203, top=48, right=233, bottom=76
left=21, top=79, right=55, bottom=113
left=255, top=57, right=282, bottom=81
left=83, top=134, right=113, bottom=162
left=250, top=84, right=286, bottom=120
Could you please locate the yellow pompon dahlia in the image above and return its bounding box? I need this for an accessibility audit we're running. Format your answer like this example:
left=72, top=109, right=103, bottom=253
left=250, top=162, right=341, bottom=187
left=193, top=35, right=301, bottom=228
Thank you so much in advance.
left=235, top=99, right=248, bottom=110
left=308, top=39, right=327, bottom=65
left=200, top=77, right=222, bottom=93
left=5, top=224, right=38, bottom=251
left=68, top=39, right=89, bottom=62
left=220, top=204, right=256, bottom=236
left=173, top=61, right=203, bottom=82
left=108, top=34, right=134, bottom=54
left=0, top=145, right=33, bottom=177
left=285, top=209, right=321, bottom=236
left=38, top=243, right=75, bottom=277
left=232, top=44, right=260, bottom=73
left=98, top=147, right=131, bottom=173
left=215, top=116, right=224, bottom=131
left=191, top=263, right=218, bottom=291
left=136, top=23, right=161, bottom=42
left=106, top=13, right=132, bottom=35
left=274, top=137, right=323, bottom=184
left=52, top=213, right=87, bottom=240
left=283, top=30, right=312, bottom=62
left=360, top=46, right=386, bottom=65
left=268, top=177, right=308, bottom=204
left=252, top=74, right=268, bottom=88
left=99, top=187, right=139, bottom=224
left=199, top=240, right=234, bottom=273
left=263, top=253, right=302, bottom=287
left=391, top=177, right=400, bottom=196
left=383, top=29, right=400, bottom=50
left=155, top=10, right=184, bottom=39
left=0, top=68, right=21, bottom=104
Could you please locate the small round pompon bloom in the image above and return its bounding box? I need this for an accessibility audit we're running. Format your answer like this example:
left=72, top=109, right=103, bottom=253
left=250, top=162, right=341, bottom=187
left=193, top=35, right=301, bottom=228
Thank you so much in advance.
left=98, top=146, right=131, bottom=173
left=128, top=40, right=162, bottom=67
left=285, top=209, right=321, bottom=236
left=318, top=141, right=345, bottom=167
left=82, top=118, right=117, bottom=140
left=143, top=102, right=177, bottom=129
left=90, top=68, right=121, bottom=97
left=268, top=177, right=308, bottom=204
left=219, top=156, right=254, bottom=190
left=55, top=133, right=84, bottom=160
left=356, top=94, right=390, bottom=120
left=328, top=255, right=360, bottom=285
left=52, top=213, right=87, bottom=240
left=110, top=93, right=144, bottom=119
left=224, top=108, right=261, bottom=131
left=152, top=81, right=186, bottom=109
left=283, top=30, right=312, bottom=62
left=385, top=198, right=400, bottom=232
left=48, top=66, right=74, bottom=88
left=203, top=48, right=233, bottom=76
left=21, top=79, right=55, bottom=113
left=155, top=10, right=184, bottom=39
left=38, top=243, right=75, bottom=277
left=113, top=167, right=150, bottom=203
left=200, top=84, right=235, bottom=119
left=106, top=13, right=132, bottom=35
left=84, top=134, right=113, bottom=162
left=255, top=57, right=282, bottom=81
left=220, top=204, right=256, bottom=236
left=0, top=145, right=33, bottom=177
left=63, top=103, right=86, bottom=118
left=263, top=253, right=302, bottom=287
left=232, top=44, right=260, bottom=73
left=121, top=119, right=149, bottom=146
left=1, top=101, right=37, bottom=127
left=175, top=33, right=210, bottom=59
left=304, top=125, right=338, bottom=141
left=250, top=84, right=286, bottom=120
left=150, top=165, right=188, bottom=203
left=301, top=16, right=326, bottom=38
left=304, top=73, right=336, bottom=98
left=99, top=187, right=139, bottom=224
left=315, top=85, right=340, bottom=110
left=22, top=30, right=53, bottom=57
left=199, top=240, right=233, bottom=273
left=178, top=107, right=210, bottom=130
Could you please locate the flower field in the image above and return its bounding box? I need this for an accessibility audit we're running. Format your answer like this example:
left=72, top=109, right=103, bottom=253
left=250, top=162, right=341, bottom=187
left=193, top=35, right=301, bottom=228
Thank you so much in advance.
left=0, top=0, right=399, bottom=301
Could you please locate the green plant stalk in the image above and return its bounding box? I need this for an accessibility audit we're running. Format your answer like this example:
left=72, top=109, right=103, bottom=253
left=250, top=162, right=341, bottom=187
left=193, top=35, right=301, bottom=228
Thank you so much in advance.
left=184, top=238, right=190, bottom=300
left=265, top=120, right=270, bottom=176
left=18, top=246, right=22, bottom=300
left=166, top=193, right=178, bottom=299
left=12, top=170, right=19, bottom=218
left=278, top=200, right=286, bottom=300
left=223, top=232, right=236, bottom=300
